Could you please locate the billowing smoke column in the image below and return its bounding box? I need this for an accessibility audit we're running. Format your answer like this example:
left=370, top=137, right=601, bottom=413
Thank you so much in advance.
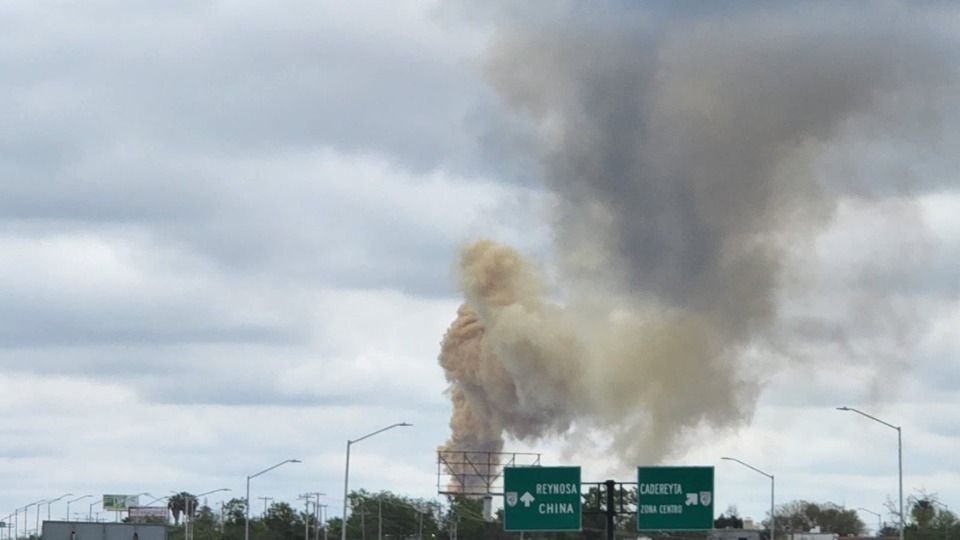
left=439, top=4, right=954, bottom=467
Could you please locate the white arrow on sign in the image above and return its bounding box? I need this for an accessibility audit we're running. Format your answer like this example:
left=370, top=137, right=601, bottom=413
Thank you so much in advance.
left=520, top=492, right=535, bottom=508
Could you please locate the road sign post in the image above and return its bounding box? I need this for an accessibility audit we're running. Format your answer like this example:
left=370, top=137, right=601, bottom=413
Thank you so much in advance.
left=504, top=466, right=581, bottom=532
left=637, top=466, right=714, bottom=530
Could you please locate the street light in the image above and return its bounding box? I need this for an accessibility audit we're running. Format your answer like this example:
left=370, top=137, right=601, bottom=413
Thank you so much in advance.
left=837, top=407, right=903, bottom=540
left=46, top=494, right=73, bottom=521
left=33, top=500, right=48, bottom=536
left=857, top=507, right=882, bottom=536
left=89, top=500, right=101, bottom=522
left=14, top=504, right=25, bottom=538
left=144, top=495, right=170, bottom=506
left=66, top=496, right=93, bottom=522
left=245, top=459, right=301, bottom=540
left=722, top=457, right=775, bottom=540
left=25, top=502, right=44, bottom=536
left=185, top=489, right=230, bottom=540
left=341, top=423, right=412, bottom=540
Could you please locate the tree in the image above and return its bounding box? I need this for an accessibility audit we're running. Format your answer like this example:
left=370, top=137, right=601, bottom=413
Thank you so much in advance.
left=222, top=498, right=247, bottom=526
left=338, top=490, right=442, bottom=540
left=324, top=517, right=343, bottom=540
left=444, top=495, right=486, bottom=540
left=262, top=502, right=303, bottom=540
left=169, top=493, right=196, bottom=526
left=899, top=492, right=959, bottom=540
left=716, top=506, right=745, bottom=529
left=771, top=500, right=865, bottom=536
left=192, top=505, right=220, bottom=540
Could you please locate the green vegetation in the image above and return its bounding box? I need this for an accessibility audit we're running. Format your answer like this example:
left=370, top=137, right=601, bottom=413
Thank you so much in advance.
left=12, top=490, right=955, bottom=540
left=770, top=500, right=866, bottom=536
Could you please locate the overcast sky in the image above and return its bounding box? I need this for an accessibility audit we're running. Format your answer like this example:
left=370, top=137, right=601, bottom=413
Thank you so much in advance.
left=1, top=0, right=958, bottom=534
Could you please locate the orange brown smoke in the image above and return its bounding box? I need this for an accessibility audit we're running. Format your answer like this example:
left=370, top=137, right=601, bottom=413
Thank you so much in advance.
left=438, top=240, right=753, bottom=466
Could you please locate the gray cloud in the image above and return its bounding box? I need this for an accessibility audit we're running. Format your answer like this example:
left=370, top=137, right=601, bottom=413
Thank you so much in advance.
left=0, top=0, right=511, bottom=304
left=0, top=1, right=489, bottom=172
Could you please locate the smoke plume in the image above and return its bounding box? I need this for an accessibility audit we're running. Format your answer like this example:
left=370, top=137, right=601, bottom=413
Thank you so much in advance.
left=439, top=4, right=955, bottom=467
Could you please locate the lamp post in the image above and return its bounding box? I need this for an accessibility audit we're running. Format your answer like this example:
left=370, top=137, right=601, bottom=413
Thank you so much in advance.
left=837, top=407, right=903, bottom=540
left=89, top=500, right=101, bottom=522
left=34, top=500, right=47, bottom=537
left=143, top=496, right=169, bottom=507
left=186, top=489, right=230, bottom=540
left=341, top=423, right=412, bottom=540
left=66, top=497, right=93, bottom=522
left=245, top=459, right=301, bottom=540
left=46, top=494, right=73, bottom=521
left=14, top=506, right=25, bottom=540
left=27, top=503, right=39, bottom=535
left=857, top=507, right=882, bottom=537
left=721, top=457, right=775, bottom=540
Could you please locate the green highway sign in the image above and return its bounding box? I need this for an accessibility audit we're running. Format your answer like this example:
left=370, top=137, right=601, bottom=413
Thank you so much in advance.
left=637, top=466, right=714, bottom=530
left=504, top=466, right=581, bottom=532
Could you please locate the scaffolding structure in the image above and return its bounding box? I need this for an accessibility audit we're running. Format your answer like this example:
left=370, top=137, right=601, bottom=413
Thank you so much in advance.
left=436, top=450, right=542, bottom=496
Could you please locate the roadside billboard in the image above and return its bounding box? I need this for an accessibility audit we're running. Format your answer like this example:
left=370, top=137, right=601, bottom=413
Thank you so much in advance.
left=128, top=507, right=168, bottom=523
left=103, top=495, right=141, bottom=511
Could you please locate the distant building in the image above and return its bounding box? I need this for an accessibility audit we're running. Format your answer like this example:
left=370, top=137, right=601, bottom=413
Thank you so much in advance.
left=710, top=528, right=764, bottom=540
left=787, top=533, right=839, bottom=540
left=42, top=521, right=166, bottom=540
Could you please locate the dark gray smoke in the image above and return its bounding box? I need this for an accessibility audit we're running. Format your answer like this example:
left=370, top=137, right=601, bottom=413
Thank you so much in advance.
left=439, top=3, right=957, bottom=467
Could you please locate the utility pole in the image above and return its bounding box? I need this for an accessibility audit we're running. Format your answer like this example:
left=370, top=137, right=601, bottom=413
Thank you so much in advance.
left=317, top=505, right=328, bottom=540
left=316, top=503, right=321, bottom=540
left=298, top=495, right=311, bottom=540
left=257, top=498, right=273, bottom=517
left=297, top=493, right=325, bottom=540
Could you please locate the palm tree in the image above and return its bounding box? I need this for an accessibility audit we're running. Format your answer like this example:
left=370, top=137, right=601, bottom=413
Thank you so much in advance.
left=168, top=492, right=195, bottom=526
